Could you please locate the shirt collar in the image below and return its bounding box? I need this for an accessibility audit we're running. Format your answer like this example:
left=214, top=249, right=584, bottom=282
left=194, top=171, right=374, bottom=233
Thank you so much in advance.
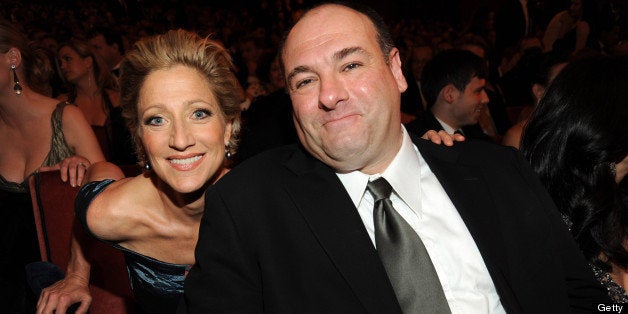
left=434, top=116, right=457, bottom=134
left=336, top=126, right=422, bottom=212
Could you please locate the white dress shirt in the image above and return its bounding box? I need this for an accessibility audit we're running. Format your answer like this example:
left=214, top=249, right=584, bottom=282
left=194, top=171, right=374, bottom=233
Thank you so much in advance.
left=336, top=126, right=505, bottom=314
left=434, top=116, right=459, bottom=135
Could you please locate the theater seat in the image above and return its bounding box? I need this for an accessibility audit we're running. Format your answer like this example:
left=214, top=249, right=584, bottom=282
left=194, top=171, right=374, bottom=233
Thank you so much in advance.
left=29, top=169, right=137, bottom=313
left=91, top=126, right=112, bottom=162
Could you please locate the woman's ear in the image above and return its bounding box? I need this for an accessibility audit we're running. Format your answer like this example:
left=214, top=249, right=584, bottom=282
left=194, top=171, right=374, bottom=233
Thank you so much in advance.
left=224, top=118, right=234, bottom=147
left=7, top=47, right=22, bottom=67
left=84, top=55, right=94, bottom=70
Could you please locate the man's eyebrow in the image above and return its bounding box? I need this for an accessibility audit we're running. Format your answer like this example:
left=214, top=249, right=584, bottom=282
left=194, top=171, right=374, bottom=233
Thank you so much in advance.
left=286, top=65, right=311, bottom=87
left=333, top=46, right=366, bottom=61
left=285, top=46, right=367, bottom=87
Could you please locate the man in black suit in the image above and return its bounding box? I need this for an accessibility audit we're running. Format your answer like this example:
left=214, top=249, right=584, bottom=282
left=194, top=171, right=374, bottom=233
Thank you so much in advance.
left=87, top=27, right=125, bottom=78
left=180, top=2, right=608, bottom=313
left=405, top=49, right=494, bottom=141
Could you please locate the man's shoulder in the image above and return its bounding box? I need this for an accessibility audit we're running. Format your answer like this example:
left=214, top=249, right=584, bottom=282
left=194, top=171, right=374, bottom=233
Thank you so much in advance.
left=222, top=144, right=311, bottom=183
left=414, top=137, right=520, bottom=167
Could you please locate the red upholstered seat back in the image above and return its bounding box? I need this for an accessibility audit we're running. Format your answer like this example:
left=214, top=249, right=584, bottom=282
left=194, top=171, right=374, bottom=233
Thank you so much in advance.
left=29, top=170, right=137, bottom=313
left=91, top=126, right=112, bottom=162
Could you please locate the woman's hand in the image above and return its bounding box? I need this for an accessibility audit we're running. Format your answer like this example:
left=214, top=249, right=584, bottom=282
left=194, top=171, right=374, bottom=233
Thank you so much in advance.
left=422, top=130, right=465, bottom=146
left=40, top=155, right=91, bottom=187
left=36, top=273, right=92, bottom=314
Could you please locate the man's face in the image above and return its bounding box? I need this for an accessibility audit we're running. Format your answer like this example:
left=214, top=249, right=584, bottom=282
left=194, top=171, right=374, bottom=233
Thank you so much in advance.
left=282, top=4, right=408, bottom=174
left=450, top=77, right=489, bottom=127
left=88, top=34, right=119, bottom=69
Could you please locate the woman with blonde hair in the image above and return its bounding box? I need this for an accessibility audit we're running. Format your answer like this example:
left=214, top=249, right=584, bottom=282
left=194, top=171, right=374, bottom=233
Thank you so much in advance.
left=38, top=29, right=241, bottom=314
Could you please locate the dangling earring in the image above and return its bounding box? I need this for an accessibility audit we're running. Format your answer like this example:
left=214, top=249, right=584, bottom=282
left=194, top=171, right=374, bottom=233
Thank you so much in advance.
left=11, top=65, right=22, bottom=95
left=225, top=145, right=232, bottom=159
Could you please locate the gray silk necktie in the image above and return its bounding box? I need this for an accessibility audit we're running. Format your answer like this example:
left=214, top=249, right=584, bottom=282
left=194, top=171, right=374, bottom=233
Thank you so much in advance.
left=368, top=177, right=451, bottom=313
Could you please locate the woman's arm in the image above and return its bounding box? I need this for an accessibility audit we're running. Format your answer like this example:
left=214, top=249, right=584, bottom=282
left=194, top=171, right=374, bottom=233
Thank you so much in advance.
left=58, top=105, right=106, bottom=186
left=36, top=162, right=124, bottom=314
left=37, top=223, right=93, bottom=314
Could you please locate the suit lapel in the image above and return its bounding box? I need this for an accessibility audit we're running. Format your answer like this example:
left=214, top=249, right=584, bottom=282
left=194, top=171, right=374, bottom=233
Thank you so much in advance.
left=414, top=139, right=519, bottom=310
left=283, top=148, right=402, bottom=313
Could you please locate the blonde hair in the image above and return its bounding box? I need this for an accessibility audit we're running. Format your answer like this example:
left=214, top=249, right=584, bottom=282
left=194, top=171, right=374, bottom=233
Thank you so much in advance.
left=120, top=29, right=242, bottom=164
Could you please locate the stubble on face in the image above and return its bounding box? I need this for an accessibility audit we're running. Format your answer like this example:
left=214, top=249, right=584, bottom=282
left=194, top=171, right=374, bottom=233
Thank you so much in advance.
left=283, top=4, right=406, bottom=174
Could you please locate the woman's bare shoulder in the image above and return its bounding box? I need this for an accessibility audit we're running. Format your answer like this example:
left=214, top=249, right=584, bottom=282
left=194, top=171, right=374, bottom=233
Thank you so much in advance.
left=87, top=175, right=156, bottom=240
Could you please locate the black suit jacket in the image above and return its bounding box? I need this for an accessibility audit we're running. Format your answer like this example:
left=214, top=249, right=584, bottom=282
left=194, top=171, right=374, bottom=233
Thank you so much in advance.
left=180, top=137, right=608, bottom=313
left=405, top=110, right=492, bottom=142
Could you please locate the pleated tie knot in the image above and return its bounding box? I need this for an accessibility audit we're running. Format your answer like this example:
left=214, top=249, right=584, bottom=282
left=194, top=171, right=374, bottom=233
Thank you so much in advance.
left=367, top=177, right=392, bottom=202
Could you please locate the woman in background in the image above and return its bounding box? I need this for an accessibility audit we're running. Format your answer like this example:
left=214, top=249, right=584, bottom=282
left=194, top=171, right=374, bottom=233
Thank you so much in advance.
left=57, top=39, right=136, bottom=165
left=0, top=20, right=105, bottom=313
left=501, top=52, right=567, bottom=148
left=520, top=55, right=628, bottom=302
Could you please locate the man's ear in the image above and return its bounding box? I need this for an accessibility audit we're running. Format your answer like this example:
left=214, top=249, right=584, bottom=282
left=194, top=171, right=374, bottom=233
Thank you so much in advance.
left=388, top=48, right=408, bottom=93
left=441, top=84, right=458, bottom=104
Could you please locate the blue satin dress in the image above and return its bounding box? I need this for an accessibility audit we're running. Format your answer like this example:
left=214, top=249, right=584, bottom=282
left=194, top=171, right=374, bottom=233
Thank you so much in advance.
left=75, top=180, right=191, bottom=314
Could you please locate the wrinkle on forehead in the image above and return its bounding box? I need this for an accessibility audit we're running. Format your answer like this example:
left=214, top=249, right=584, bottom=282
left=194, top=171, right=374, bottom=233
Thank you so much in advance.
left=283, top=5, right=378, bottom=70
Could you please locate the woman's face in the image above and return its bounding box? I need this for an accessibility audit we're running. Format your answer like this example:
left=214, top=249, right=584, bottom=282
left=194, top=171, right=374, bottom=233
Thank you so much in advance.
left=138, top=65, right=232, bottom=194
left=58, top=46, right=92, bottom=83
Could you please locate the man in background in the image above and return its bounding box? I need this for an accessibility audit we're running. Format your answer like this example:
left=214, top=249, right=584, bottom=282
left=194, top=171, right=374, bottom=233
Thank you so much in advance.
left=87, top=27, right=125, bottom=78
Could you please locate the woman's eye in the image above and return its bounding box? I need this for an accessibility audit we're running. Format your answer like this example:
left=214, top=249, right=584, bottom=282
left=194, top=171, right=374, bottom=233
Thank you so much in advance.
left=145, top=116, right=164, bottom=126
left=193, top=109, right=211, bottom=119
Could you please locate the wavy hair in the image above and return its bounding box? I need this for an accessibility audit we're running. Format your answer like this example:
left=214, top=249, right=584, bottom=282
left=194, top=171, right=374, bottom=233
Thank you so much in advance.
left=0, top=19, right=54, bottom=95
left=521, top=55, right=628, bottom=271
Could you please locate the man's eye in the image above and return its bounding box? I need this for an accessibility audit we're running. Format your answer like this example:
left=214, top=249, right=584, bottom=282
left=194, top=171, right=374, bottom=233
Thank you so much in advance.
left=344, top=63, right=361, bottom=71
left=295, top=78, right=313, bottom=89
